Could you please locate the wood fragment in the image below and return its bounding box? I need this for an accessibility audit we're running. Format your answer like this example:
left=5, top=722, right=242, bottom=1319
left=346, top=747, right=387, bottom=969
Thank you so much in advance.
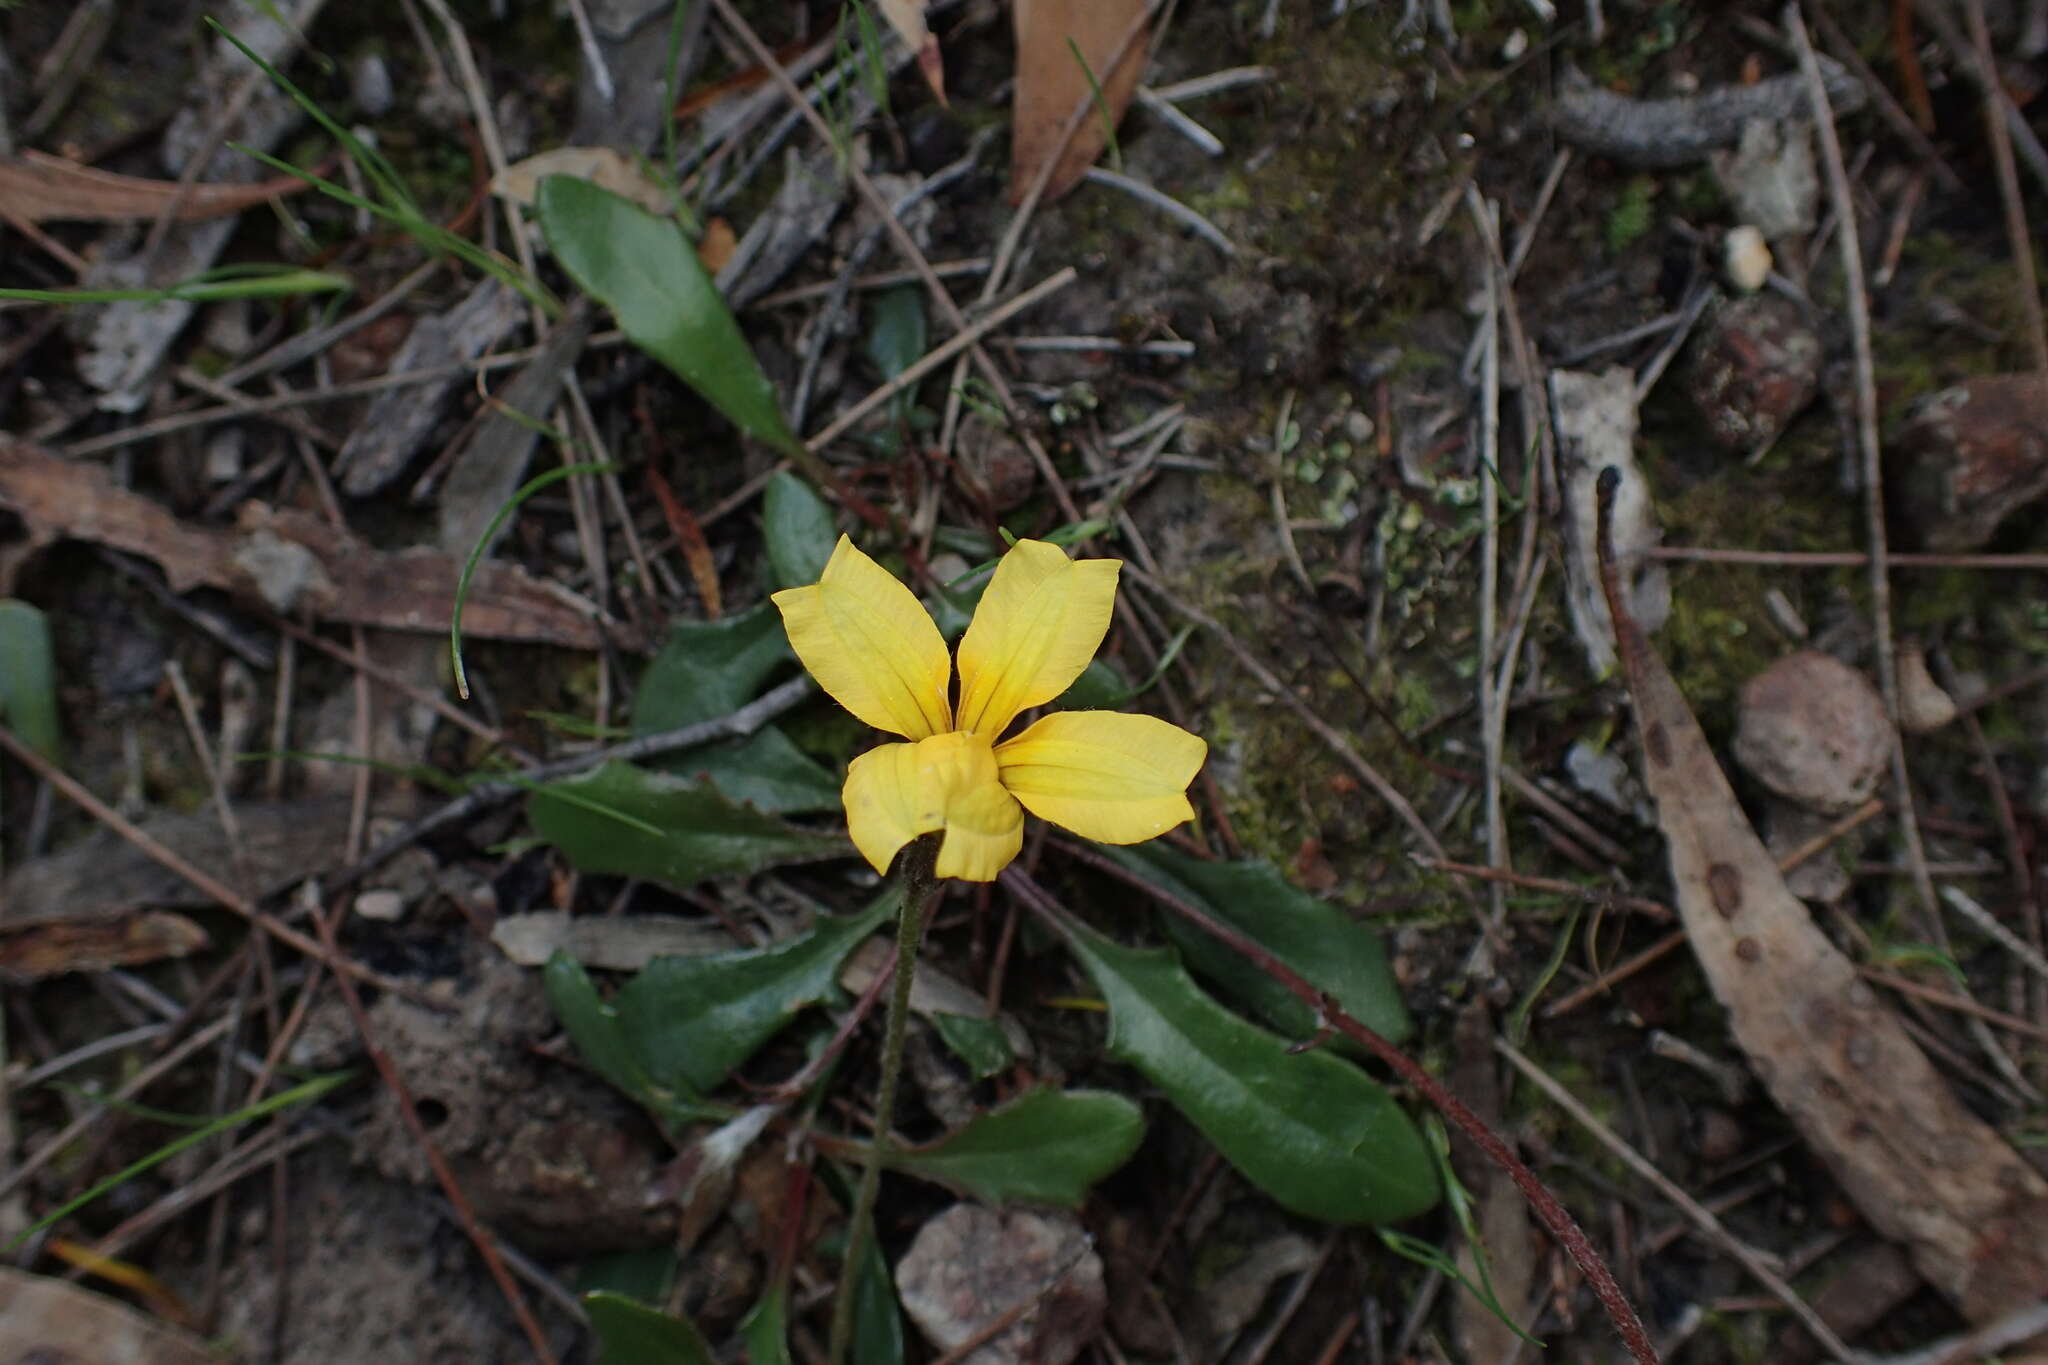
left=1551, top=57, right=1864, bottom=167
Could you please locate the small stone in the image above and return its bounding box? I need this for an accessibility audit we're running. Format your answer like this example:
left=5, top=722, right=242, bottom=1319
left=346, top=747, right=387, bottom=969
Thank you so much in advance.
left=1764, top=800, right=1853, bottom=904
left=1722, top=225, right=1772, bottom=293
left=1897, top=645, right=1957, bottom=733
left=351, top=55, right=395, bottom=118
left=1685, top=294, right=1822, bottom=451
left=1893, top=374, right=2048, bottom=551
left=897, top=1206, right=1104, bottom=1365
left=1733, top=650, right=1893, bottom=814
left=354, top=889, right=407, bottom=922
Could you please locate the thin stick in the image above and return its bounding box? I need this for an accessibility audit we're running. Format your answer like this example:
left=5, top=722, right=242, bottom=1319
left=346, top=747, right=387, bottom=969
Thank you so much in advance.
left=827, top=842, right=939, bottom=1365
left=1497, top=1038, right=1854, bottom=1361
left=1468, top=189, right=1508, bottom=936
left=1649, top=545, right=2048, bottom=570
left=1787, top=3, right=1945, bottom=943
left=0, top=723, right=424, bottom=1003
left=1963, top=0, right=2048, bottom=376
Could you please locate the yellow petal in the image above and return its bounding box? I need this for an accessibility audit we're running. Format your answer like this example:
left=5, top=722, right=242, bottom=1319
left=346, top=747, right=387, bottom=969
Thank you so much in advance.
left=996, top=710, right=1206, bottom=845
left=954, top=540, right=1119, bottom=739
left=772, top=535, right=951, bottom=740
left=842, top=731, right=1023, bottom=881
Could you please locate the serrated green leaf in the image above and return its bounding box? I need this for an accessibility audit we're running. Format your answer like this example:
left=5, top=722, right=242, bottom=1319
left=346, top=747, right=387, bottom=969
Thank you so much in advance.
left=634, top=603, right=792, bottom=735
left=611, top=891, right=899, bottom=1094
left=537, top=175, right=799, bottom=456
left=584, top=1292, right=716, bottom=1365
left=929, top=1012, right=1014, bottom=1082
left=529, top=761, right=846, bottom=889
left=544, top=952, right=661, bottom=1100
left=0, top=601, right=61, bottom=763
left=1109, top=844, right=1412, bottom=1045
left=764, top=471, right=836, bottom=590
left=887, top=1088, right=1143, bottom=1207
left=1062, top=920, right=1437, bottom=1225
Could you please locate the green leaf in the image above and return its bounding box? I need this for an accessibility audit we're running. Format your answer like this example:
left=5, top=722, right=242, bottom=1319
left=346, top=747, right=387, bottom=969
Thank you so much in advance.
left=763, top=471, right=836, bottom=590
left=0, top=601, right=61, bottom=762
left=634, top=603, right=792, bottom=735
left=610, top=891, right=899, bottom=1094
left=584, top=1292, right=716, bottom=1365
left=815, top=1162, right=908, bottom=1365
left=543, top=952, right=666, bottom=1102
left=929, top=1012, right=1014, bottom=1082
left=537, top=175, right=800, bottom=456
left=576, top=1248, right=680, bottom=1305
left=864, top=285, right=926, bottom=422
left=669, top=727, right=841, bottom=815
left=887, top=1088, right=1142, bottom=1207
left=1061, top=921, right=1438, bottom=1225
left=1051, top=658, right=1130, bottom=710
left=737, top=1284, right=793, bottom=1365
left=1109, top=844, right=1413, bottom=1045
left=529, top=761, right=846, bottom=889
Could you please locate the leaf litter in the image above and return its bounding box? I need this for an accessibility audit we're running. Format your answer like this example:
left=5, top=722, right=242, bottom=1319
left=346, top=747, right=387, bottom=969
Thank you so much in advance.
left=6, top=1, right=2048, bottom=1361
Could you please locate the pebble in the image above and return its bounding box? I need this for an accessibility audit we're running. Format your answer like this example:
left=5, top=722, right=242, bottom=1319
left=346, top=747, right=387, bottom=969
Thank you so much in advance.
left=1721, top=225, right=1773, bottom=293
left=1685, top=294, right=1821, bottom=451
left=1893, top=374, right=2048, bottom=551
left=1732, top=650, right=1893, bottom=814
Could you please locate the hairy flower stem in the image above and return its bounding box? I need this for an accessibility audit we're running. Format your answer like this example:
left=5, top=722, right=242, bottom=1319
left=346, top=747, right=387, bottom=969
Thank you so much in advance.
left=827, top=836, right=940, bottom=1365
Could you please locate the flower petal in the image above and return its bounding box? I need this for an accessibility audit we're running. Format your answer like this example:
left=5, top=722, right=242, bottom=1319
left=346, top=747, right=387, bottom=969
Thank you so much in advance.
left=842, top=731, right=1024, bottom=881
left=954, top=540, right=1119, bottom=739
left=772, top=535, right=952, bottom=740
left=996, top=710, right=1206, bottom=845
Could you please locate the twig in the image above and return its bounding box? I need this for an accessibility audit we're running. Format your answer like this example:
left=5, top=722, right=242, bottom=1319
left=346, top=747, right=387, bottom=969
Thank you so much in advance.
left=334, top=675, right=815, bottom=886
left=1911, top=0, right=2048, bottom=195
left=1788, top=3, right=1946, bottom=947
left=1468, top=190, right=1508, bottom=937
left=1009, top=860, right=1660, bottom=1365
left=1962, top=0, right=2048, bottom=377
left=0, top=723, right=427, bottom=1003
left=1080, top=167, right=1236, bottom=255
left=1417, top=857, right=1674, bottom=920
left=1497, top=1038, right=1854, bottom=1361
left=1649, top=545, right=2048, bottom=570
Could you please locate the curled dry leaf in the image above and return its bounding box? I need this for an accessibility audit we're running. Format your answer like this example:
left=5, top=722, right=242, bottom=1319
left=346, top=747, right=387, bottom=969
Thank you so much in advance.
left=491, top=146, right=673, bottom=216
left=0, top=148, right=311, bottom=224
left=1597, top=476, right=2048, bottom=1323
left=1010, top=0, right=1149, bottom=204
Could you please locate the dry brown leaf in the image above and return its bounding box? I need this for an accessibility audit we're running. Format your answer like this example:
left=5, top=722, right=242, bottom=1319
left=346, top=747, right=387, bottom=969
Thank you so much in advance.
left=0, top=438, right=630, bottom=651
left=0, top=148, right=311, bottom=224
left=697, top=216, right=738, bottom=274
left=876, top=0, right=945, bottom=103
left=1599, top=476, right=2048, bottom=1322
left=490, top=146, right=673, bottom=216
left=0, top=1269, right=217, bottom=1365
left=1010, top=0, right=1149, bottom=204
left=0, top=912, right=209, bottom=978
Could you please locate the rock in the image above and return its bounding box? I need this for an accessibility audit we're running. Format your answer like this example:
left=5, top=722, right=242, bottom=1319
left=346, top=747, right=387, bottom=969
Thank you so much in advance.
left=1722, top=225, right=1772, bottom=293
left=1894, top=374, right=2048, bottom=551
left=896, top=1206, right=1104, bottom=1365
left=1733, top=650, right=1893, bottom=814
left=1764, top=800, right=1854, bottom=904
left=1897, top=645, right=1958, bottom=733
left=1685, top=294, right=1822, bottom=451
left=1710, top=118, right=1819, bottom=240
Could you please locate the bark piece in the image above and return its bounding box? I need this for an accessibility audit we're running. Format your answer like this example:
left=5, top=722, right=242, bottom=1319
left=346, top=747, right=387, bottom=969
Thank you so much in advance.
left=1553, top=367, right=1669, bottom=675
left=1894, top=374, right=2048, bottom=551
left=1686, top=294, right=1822, bottom=451
left=1552, top=57, right=1864, bottom=168
left=0, top=438, right=625, bottom=650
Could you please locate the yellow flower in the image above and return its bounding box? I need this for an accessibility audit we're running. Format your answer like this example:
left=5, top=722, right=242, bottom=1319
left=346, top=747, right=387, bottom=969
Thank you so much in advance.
left=772, top=535, right=1208, bottom=881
